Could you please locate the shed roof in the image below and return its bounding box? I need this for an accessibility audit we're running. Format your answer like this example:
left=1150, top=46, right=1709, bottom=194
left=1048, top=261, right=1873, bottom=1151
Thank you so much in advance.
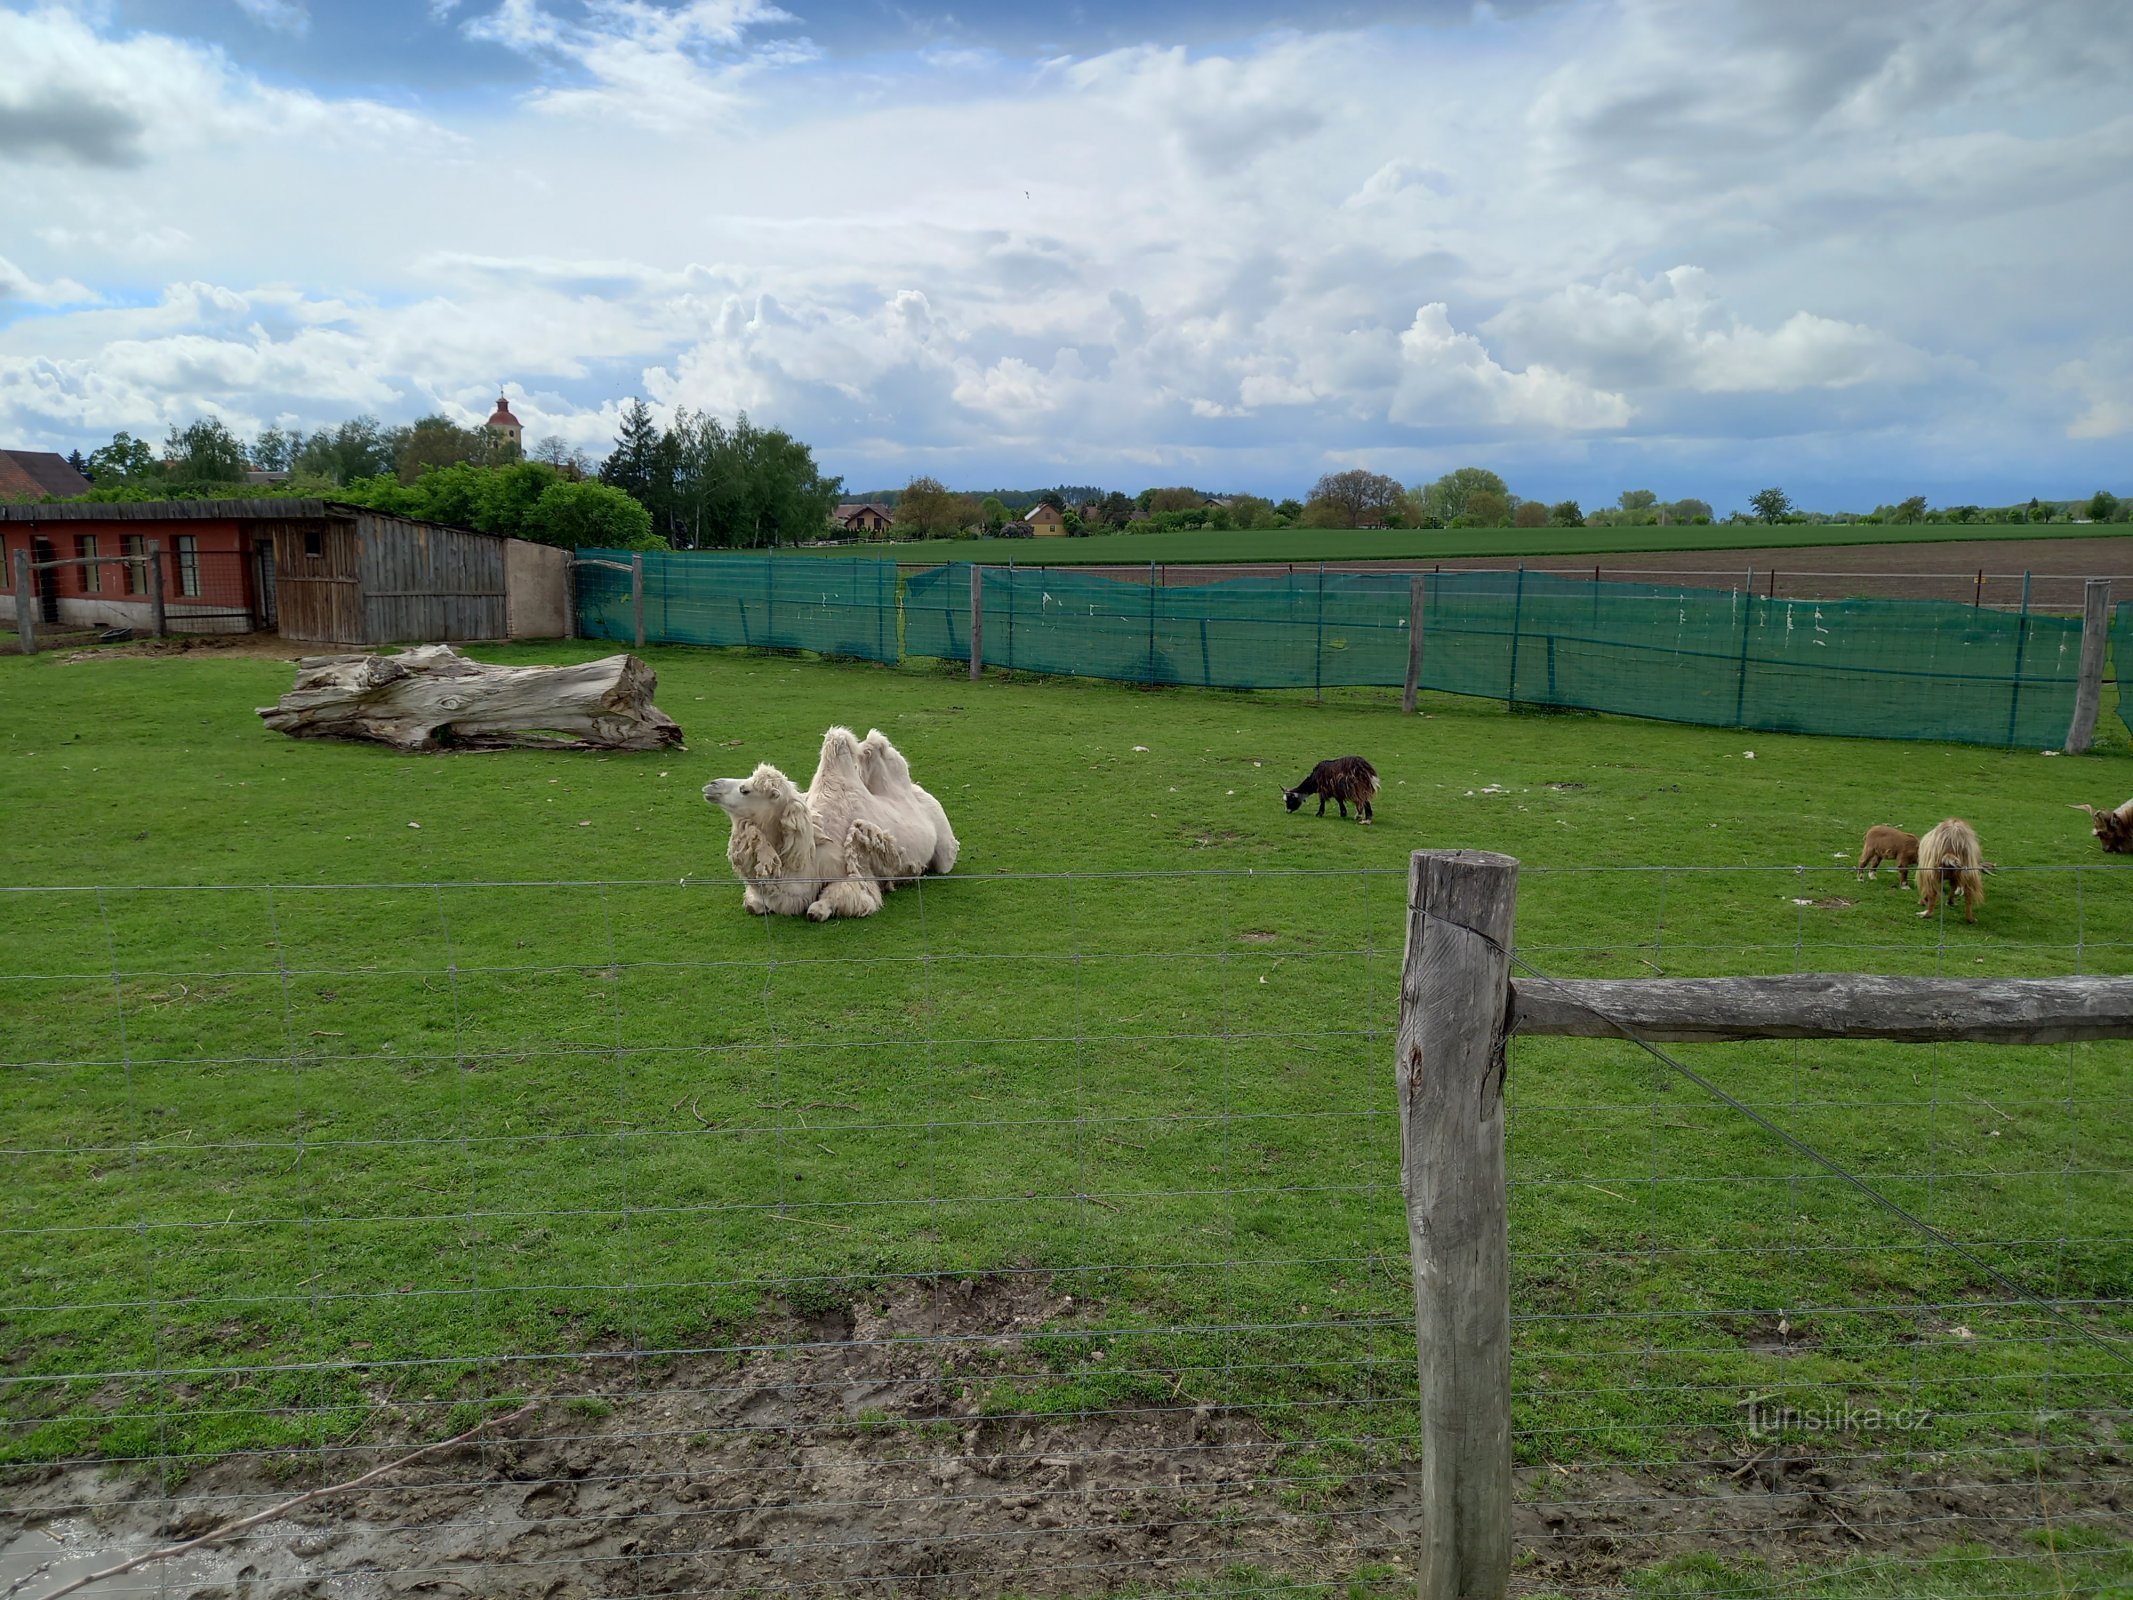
left=0, top=450, right=92, bottom=500
left=0, top=498, right=506, bottom=542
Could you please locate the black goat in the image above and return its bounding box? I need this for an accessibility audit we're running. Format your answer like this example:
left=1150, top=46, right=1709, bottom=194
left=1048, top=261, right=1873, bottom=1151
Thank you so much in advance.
left=1284, top=756, right=1379, bottom=823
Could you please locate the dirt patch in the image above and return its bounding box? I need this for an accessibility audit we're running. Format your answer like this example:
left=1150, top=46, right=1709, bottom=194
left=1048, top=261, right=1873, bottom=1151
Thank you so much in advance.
left=1067, top=537, right=2133, bottom=610
left=1, top=1277, right=2122, bottom=1597
left=57, top=631, right=315, bottom=664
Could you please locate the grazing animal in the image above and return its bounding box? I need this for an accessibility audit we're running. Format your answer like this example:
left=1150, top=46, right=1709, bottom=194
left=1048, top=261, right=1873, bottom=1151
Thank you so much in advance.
left=1284, top=756, right=1379, bottom=823
left=2072, top=800, right=2133, bottom=854
left=1855, top=825, right=1919, bottom=886
left=702, top=726, right=958, bottom=920
left=1916, top=818, right=1985, bottom=923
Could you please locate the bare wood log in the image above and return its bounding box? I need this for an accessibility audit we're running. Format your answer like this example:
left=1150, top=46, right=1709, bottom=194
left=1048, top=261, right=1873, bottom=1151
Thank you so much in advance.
left=1400, top=849, right=1516, bottom=1600
left=2064, top=578, right=2111, bottom=754
left=1511, top=973, right=2133, bottom=1045
left=257, top=644, right=682, bottom=752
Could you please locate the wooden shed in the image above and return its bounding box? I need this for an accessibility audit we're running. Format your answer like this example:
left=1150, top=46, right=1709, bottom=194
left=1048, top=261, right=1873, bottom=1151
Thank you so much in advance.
left=267, top=504, right=569, bottom=646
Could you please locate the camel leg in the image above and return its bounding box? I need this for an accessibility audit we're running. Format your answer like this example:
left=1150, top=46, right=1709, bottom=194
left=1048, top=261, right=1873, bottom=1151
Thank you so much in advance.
left=808, top=876, right=884, bottom=921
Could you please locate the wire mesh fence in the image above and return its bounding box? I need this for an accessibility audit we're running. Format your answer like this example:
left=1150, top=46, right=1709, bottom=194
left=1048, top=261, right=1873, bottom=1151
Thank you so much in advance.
left=1, top=865, right=2128, bottom=1597
left=575, top=553, right=2100, bottom=751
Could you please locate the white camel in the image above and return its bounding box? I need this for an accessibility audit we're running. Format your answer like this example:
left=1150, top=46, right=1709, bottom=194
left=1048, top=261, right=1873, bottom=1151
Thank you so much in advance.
left=702, top=726, right=959, bottom=920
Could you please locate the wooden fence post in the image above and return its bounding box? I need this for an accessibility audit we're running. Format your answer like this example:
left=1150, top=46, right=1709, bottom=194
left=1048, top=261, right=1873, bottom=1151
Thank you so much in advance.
left=1399, top=849, right=1516, bottom=1600
left=147, top=542, right=167, bottom=639
left=969, top=565, right=984, bottom=682
left=2064, top=578, right=2112, bottom=755
left=12, top=549, right=35, bottom=655
left=630, top=553, right=645, bottom=650
left=1402, top=573, right=1425, bottom=714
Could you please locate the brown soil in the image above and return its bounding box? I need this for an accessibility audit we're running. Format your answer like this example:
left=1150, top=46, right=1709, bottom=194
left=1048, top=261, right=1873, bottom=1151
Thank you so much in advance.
left=3, top=1278, right=2124, bottom=1598
left=1075, top=536, right=2133, bottom=610
left=57, top=631, right=316, bottom=663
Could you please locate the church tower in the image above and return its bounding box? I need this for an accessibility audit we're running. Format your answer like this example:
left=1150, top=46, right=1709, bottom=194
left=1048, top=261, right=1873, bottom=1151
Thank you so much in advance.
left=484, top=392, right=523, bottom=457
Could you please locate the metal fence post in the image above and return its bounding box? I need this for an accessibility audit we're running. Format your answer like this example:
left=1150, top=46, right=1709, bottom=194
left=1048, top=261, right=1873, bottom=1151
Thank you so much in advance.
left=1400, top=849, right=1516, bottom=1600
left=631, top=553, right=646, bottom=650
left=1314, top=561, right=1326, bottom=703
left=1732, top=581, right=1755, bottom=728
left=969, top=565, right=984, bottom=682
left=1403, top=574, right=1425, bottom=714
left=2064, top=578, right=2112, bottom=754
left=1505, top=566, right=1528, bottom=710
left=1145, top=561, right=1158, bottom=688
left=147, top=542, right=167, bottom=639
left=12, top=549, right=34, bottom=655
left=2003, top=570, right=2032, bottom=747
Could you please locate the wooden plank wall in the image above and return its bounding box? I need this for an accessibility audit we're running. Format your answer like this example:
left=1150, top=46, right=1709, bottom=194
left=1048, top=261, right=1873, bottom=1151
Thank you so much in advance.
left=268, top=517, right=364, bottom=644
left=356, top=514, right=508, bottom=645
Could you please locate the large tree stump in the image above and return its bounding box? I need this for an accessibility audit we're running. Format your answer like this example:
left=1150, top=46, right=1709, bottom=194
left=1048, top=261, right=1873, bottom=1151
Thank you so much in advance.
left=258, top=645, right=683, bottom=752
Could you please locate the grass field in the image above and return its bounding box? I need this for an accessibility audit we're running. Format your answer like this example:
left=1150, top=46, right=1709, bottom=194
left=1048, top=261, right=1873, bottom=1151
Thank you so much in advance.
left=777, top=521, right=2133, bottom=567
left=3, top=641, right=2130, bottom=1590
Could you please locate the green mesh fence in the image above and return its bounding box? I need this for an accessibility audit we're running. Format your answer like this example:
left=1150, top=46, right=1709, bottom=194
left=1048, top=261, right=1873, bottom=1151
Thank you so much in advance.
left=578, top=553, right=2084, bottom=747
left=2117, top=602, right=2133, bottom=742
left=574, top=550, right=900, bottom=662
left=904, top=563, right=2083, bottom=746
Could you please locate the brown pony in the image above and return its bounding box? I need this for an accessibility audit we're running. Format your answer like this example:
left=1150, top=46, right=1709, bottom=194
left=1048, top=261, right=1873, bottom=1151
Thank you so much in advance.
left=1855, top=825, right=1919, bottom=886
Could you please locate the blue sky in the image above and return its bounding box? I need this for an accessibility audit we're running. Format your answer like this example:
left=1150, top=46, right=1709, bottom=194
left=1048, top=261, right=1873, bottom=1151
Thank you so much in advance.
left=1, top=0, right=2128, bottom=510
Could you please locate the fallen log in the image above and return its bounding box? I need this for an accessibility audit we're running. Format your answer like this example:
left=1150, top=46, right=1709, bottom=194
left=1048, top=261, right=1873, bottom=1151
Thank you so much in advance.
left=258, top=644, right=683, bottom=752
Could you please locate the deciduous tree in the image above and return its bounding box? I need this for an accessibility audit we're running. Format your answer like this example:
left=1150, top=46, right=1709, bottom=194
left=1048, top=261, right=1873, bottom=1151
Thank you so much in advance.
left=1418, top=466, right=1509, bottom=524
left=1307, top=469, right=1404, bottom=527
left=1749, top=487, right=1792, bottom=523
left=164, top=417, right=249, bottom=481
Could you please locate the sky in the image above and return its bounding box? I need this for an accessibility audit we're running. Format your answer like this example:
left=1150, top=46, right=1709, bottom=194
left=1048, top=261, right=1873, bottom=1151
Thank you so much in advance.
left=0, top=0, right=2128, bottom=511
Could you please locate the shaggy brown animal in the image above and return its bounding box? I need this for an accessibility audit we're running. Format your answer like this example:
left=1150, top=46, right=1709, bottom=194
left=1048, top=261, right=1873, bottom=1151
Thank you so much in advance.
left=1855, top=825, right=1919, bottom=886
left=1917, top=817, right=1985, bottom=923
left=1284, top=756, right=1379, bottom=823
left=2072, top=799, right=2133, bottom=854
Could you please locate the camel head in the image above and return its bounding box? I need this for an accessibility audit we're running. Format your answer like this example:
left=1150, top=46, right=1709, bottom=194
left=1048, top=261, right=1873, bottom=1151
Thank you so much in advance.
left=704, top=764, right=813, bottom=878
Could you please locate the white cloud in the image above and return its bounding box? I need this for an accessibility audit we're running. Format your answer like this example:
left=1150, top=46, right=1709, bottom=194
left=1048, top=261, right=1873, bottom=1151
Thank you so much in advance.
left=2057, top=348, right=2133, bottom=441
left=1343, top=158, right=1448, bottom=208
left=1391, top=305, right=1631, bottom=431
left=233, top=0, right=310, bottom=34
left=0, top=253, right=93, bottom=307
left=1484, top=267, right=1930, bottom=394
left=463, top=0, right=815, bottom=129
left=0, top=4, right=435, bottom=169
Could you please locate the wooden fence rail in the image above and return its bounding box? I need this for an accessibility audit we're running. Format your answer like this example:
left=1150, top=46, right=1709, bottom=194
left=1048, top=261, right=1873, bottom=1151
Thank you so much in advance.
left=1396, top=848, right=2133, bottom=1600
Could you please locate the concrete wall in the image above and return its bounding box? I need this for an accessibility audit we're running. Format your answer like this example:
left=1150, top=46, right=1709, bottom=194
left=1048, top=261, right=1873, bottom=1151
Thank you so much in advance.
left=505, top=539, right=571, bottom=640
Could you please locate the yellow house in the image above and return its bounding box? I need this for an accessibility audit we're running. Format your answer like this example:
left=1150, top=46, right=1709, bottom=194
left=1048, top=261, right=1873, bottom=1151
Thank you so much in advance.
left=1026, top=504, right=1066, bottom=536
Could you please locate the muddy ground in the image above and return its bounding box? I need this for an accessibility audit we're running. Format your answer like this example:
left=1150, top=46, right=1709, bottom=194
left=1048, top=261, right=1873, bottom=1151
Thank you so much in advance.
left=1068, top=536, right=2133, bottom=609
left=3, top=1277, right=2124, bottom=1598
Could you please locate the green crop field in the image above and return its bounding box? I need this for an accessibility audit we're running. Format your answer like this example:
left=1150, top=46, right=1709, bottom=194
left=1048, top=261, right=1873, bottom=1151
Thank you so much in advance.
left=775, top=521, right=2132, bottom=567
left=3, top=641, right=2130, bottom=1593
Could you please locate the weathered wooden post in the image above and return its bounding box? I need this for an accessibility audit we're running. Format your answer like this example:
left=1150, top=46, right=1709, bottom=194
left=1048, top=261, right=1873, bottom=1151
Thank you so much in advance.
left=1399, top=849, right=1516, bottom=1600
left=147, top=541, right=167, bottom=639
left=2064, top=578, right=2112, bottom=755
left=630, top=553, right=645, bottom=651
left=1402, top=573, right=1426, bottom=715
left=968, top=564, right=984, bottom=682
left=12, top=548, right=35, bottom=655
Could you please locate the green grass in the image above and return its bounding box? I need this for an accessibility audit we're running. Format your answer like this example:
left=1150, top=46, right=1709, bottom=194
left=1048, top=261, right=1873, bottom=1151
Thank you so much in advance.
left=2, top=641, right=2130, bottom=1582
left=775, top=522, right=2132, bottom=567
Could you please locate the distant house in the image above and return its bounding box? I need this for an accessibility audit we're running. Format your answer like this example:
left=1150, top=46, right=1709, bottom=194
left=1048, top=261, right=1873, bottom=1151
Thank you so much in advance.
left=0, top=450, right=91, bottom=501
left=1128, top=506, right=1150, bottom=523
left=832, top=502, right=895, bottom=535
left=1026, top=504, right=1066, bottom=536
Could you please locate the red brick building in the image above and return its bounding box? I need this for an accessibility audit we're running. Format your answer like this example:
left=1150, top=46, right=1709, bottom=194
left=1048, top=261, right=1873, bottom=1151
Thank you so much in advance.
left=1, top=501, right=273, bottom=633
